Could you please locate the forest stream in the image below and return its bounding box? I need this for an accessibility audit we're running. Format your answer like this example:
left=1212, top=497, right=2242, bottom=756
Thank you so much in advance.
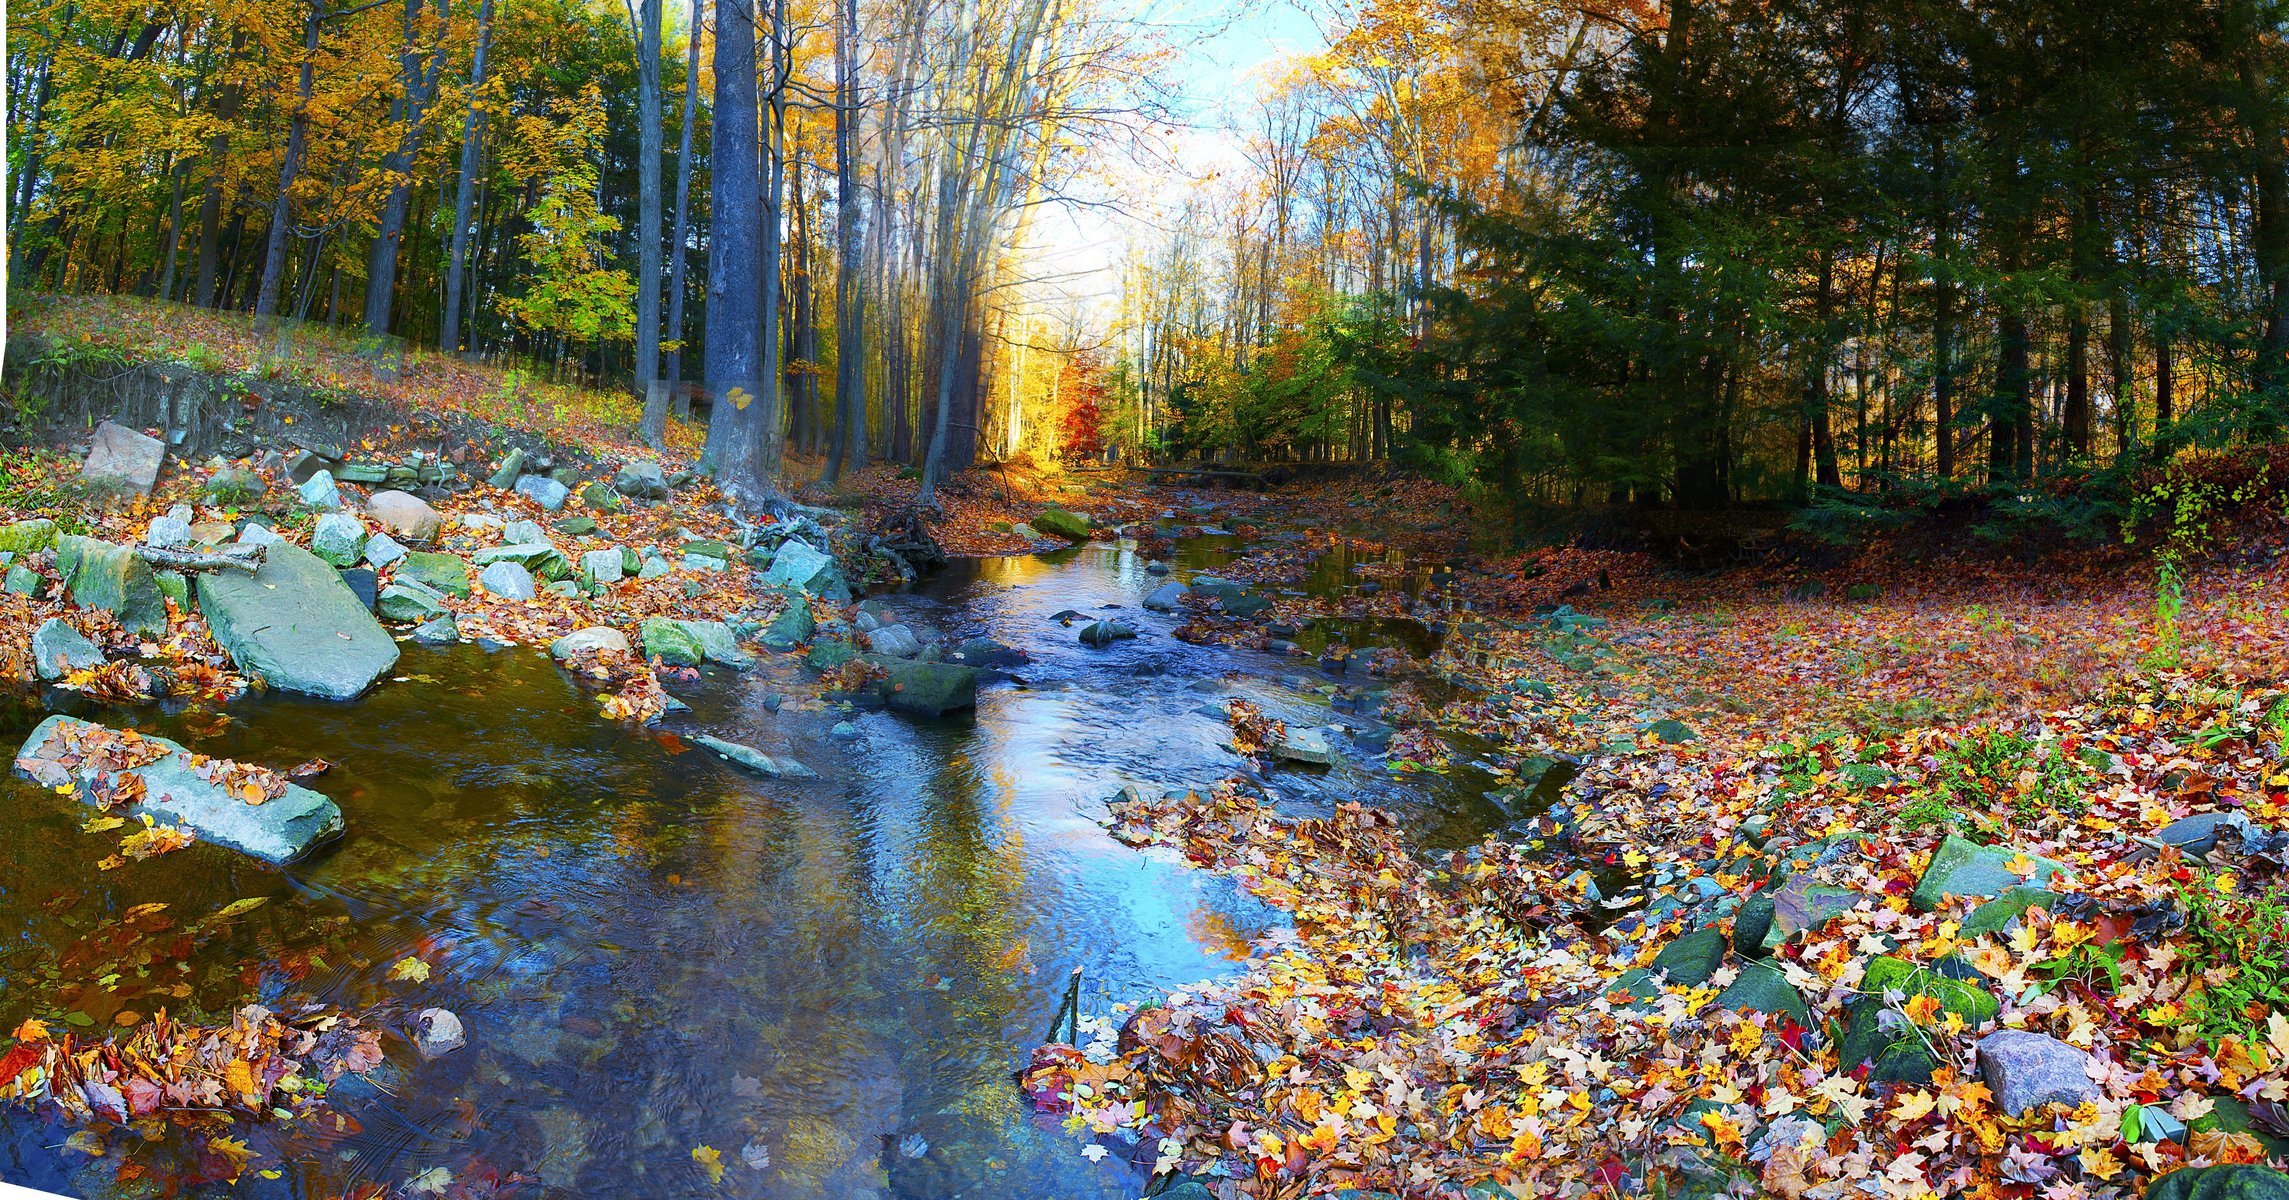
left=0, top=525, right=1505, bottom=1199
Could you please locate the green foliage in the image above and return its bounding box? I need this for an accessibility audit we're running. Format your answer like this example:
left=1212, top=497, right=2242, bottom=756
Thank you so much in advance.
left=494, top=84, right=635, bottom=351
left=2180, top=877, right=2289, bottom=1046
left=2148, top=561, right=2186, bottom=673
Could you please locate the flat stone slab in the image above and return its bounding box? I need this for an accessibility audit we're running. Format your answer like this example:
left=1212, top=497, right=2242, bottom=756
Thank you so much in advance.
left=14, top=715, right=343, bottom=863
left=82, top=421, right=164, bottom=497
left=691, top=734, right=817, bottom=778
left=197, top=541, right=399, bottom=699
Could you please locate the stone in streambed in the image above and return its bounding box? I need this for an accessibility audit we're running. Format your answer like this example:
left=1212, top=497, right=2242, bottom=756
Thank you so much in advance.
left=581, top=548, right=625, bottom=584
left=692, top=733, right=817, bottom=778
left=146, top=506, right=194, bottom=549
left=198, top=541, right=398, bottom=699
left=761, top=538, right=849, bottom=601
left=1079, top=620, right=1136, bottom=648
left=409, top=615, right=460, bottom=644
left=682, top=620, right=754, bottom=668
left=1270, top=725, right=1337, bottom=766
left=1033, top=507, right=1090, bottom=541
left=338, top=567, right=378, bottom=612
left=473, top=542, right=570, bottom=580
left=1650, top=926, right=1727, bottom=987
left=1143, top=580, right=1190, bottom=612
left=478, top=561, right=537, bottom=601
left=397, top=551, right=471, bottom=597
left=550, top=627, right=630, bottom=660
left=414, top=1008, right=466, bottom=1058
left=2147, top=1166, right=2289, bottom=1200
left=760, top=602, right=815, bottom=650
left=614, top=461, right=669, bottom=499
left=1975, top=1029, right=2098, bottom=1116
left=806, top=638, right=858, bottom=672
left=310, top=512, right=366, bottom=567
left=377, top=580, right=450, bottom=623
left=1713, top=959, right=1811, bottom=1027
left=366, top=490, right=444, bottom=542
left=874, top=659, right=977, bottom=717
left=866, top=624, right=924, bottom=658
left=363, top=531, right=408, bottom=570
left=502, top=519, right=549, bottom=546
left=31, top=618, right=103, bottom=680
left=13, top=714, right=343, bottom=863
left=640, top=616, right=706, bottom=666
left=55, top=535, right=169, bottom=638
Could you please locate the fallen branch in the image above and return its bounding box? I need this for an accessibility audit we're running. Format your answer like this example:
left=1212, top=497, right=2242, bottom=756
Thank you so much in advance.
left=133, top=545, right=264, bottom=575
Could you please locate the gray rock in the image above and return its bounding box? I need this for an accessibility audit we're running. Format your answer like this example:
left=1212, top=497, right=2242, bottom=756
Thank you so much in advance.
left=236, top=521, right=283, bottom=548
left=614, top=460, right=670, bottom=499
left=81, top=421, right=165, bottom=497
left=409, top=614, right=460, bottom=644
left=363, top=531, right=408, bottom=570
left=366, top=490, right=443, bottom=542
left=284, top=449, right=333, bottom=484
left=683, top=620, right=755, bottom=668
left=1270, top=725, right=1337, bottom=766
left=692, top=733, right=817, bottom=778
left=2159, top=812, right=2249, bottom=857
left=338, top=567, right=378, bottom=612
left=478, top=560, right=537, bottom=600
left=31, top=619, right=103, bottom=680
left=198, top=541, right=399, bottom=699
left=514, top=474, right=570, bottom=511
left=413, top=1008, right=465, bottom=1058
left=550, top=626, right=630, bottom=660
left=1146, top=560, right=1170, bottom=575
left=487, top=448, right=528, bottom=488
left=473, top=542, right=570, bottom=579
left=581, top=548, right=625, bottom=584
left=1912, top=834, right=2072, bottom=912
left=1975, top=1030, right=2097, bottom=1116
left=760, top=602, right=815, bottom=650
left=875, top=660, right=977, bottom=717
left=310, top=512, right=366, bottom=567
left=866, top=624, right=924, bottom=658
left=761, top=538, right=848, bottom=599
left=376, top=580, right=450, bottom=623
left=1143, top=580, right=1190, bottom=612
left=4, top=563, right=40, bottom=596
left=201, top=468, right=268, bottom=505
left=13, top=714, right=344, bottom=863
left=296, top=469, right=343, bottom=510
left=55, top=535, right=169, bottom=638
left=501, top=519, right=546, bottom=546
left=145, top=506, right=194, bottom=550
left=1079, top=620, right=1137, bottom=647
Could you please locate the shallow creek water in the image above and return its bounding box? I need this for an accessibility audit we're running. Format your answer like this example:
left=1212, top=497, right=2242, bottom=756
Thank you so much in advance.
left=0, top=528, right=1507, bottom=1199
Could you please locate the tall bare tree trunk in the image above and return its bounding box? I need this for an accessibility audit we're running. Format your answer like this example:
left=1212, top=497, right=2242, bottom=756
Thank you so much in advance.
left=824, top=0, right=866, bottom=485
left=439, top=0, right=497, bottom=353
left=646, top=0, right=702, bottom=446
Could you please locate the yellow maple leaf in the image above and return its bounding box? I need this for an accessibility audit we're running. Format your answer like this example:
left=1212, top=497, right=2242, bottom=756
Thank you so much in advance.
left=11, top=1018, right=51, bottom=1042
left=1890, top=1089, right=1937, bottom=1121
left=389, top=956, right=432, bottom=983
left=692, top=1144, right=724, bottom=1183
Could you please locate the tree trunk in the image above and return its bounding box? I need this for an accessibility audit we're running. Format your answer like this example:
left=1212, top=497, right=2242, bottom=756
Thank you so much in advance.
left=255, top=1, right=323, bottom=330
left=701, top=0, right=774, bottom=504
left=823, top=0, right=866, bottom=485
left=440, top=0, right=497, bottom=353
left=631, top=0, right=665, bottom=409
left=365, top=0, right=447, bottom=339
left=190, top=29, right=245, bottom=307
left=646, top=0, right=702, bottom=447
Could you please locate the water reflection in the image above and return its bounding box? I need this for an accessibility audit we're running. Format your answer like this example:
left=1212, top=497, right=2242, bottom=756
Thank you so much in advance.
left=0, top=532, right=1495, bottom=1198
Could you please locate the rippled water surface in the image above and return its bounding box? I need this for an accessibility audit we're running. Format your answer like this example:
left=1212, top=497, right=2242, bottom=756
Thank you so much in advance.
left=1, top=528, right=1495, bottom=1198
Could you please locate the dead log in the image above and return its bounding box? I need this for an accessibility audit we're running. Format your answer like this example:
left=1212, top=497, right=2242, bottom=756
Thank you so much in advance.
left=133, top=545, right=264, bottom=575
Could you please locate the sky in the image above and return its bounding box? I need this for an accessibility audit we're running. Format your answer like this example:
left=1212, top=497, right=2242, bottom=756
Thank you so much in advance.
left=1019, top=0, right=1328, bottom=331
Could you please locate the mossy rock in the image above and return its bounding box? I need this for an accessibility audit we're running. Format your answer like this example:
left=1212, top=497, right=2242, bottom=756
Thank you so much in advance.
left=1714, top=960, right=1811, bottom=1027
left=1912, top=834, right=2070, bottom=913
left=2146, top=1166, right=2289, bottom=1200
left=805, top=638, right=858, bottom=672
left=1651, top=926, right=1727, bottom=987
left=1032, top=507, right=1091, bottom=541
left=639, top=616, right=706, bottom=666
left=1837, top=954, right=1997, bottom=1082
left=397, top=551, right=472, bottom=597
left=761, top=602, right=815, bottom=649
left=2190, top=1100, right=2289, bottom=1159
left=0, top=519, right=59, bottom=554
left=1962, top=887, right=2058, bottom=937
left=579, top=481, right=621, bottom=513
left=202, top=468, right=268, bottom=505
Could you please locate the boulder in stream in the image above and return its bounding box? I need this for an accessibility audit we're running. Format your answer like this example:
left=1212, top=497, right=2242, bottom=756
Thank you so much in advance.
left=32, top=618, right=104, bottom=680
left=692, top=733, right=817, bottom=778
left=367, top=490, right=444, bottom=542
left=1079, top=620, right=1136, bottom=648
left=551, top=626, right=629, bottom=660
left=413, top=1008, right=466, bottom=1058
left=297, top=470, right=343, bottom=510
left=1143, top=581, right=1190, bottom=612
left=55, top=535, right=169, bottom=638
left=13, top=714, right=344, bottom=863
left=874, top=660, right=977, bottom=717
left=198, top=541, right=399, bottom=699
left=865, top=624, right=924, bottom=658
left=397, top=550, right=471, bottom=596
left=1033, top=507, right=1091, bottom=542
